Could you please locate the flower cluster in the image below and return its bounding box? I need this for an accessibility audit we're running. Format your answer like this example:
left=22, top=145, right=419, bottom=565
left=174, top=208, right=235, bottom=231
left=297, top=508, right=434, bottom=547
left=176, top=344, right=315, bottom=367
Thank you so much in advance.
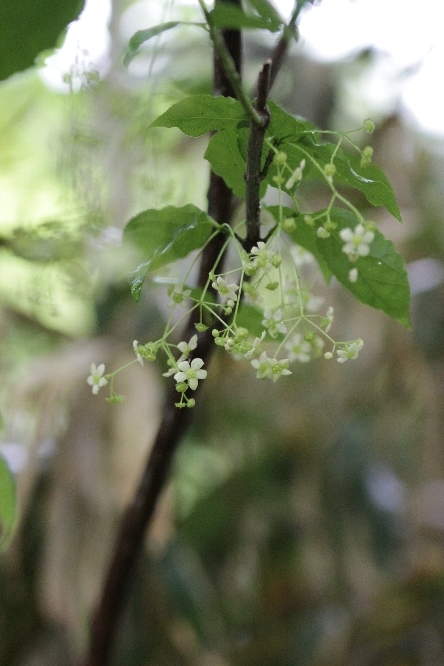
left=86, top=117, right=379, bottom=407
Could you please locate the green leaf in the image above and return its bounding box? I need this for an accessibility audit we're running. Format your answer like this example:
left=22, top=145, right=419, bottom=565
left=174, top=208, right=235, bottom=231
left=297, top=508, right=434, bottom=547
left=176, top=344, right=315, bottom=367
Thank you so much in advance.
left=265, top=206, right=332, bottom=283
left=204, top=128, right=247, bottom=197
left=124, top=205, right=217, bottom=301
left=262, top=105, right=318, bottom=187
left=316, top=208, right=410, bottom=326
left=266, top=101, right=314, bottom=144
left=0, top=0, right=85, bottom=80
left=287, top=141, right=402, bottom=221
left=244, top=0, right=284, bottom=31
left=0, top=454, right=17, bottom=552
left=210, top=3, right=281, bottom=31
left=320, top=145, right=401, bottom=221
left=151, top=95, right=246, bottom=137
left=123, top=22, right=206, bottom=67
left=345, top=153, right=402, bottom=221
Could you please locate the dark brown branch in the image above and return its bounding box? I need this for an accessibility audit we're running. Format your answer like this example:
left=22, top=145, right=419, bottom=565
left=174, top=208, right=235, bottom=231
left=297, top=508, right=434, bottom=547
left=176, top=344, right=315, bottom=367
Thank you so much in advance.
left=244, top=61, right=271, bottom=252
left=260, top=150, right=274, bottom=181
left=244, top=1, right=314, bottom=251
left=81, top=5, right=241, bottom=666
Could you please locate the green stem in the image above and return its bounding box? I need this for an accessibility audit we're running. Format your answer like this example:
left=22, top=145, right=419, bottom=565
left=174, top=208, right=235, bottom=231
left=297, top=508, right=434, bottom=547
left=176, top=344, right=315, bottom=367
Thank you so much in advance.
left=197, top=0, right=263, bottom=125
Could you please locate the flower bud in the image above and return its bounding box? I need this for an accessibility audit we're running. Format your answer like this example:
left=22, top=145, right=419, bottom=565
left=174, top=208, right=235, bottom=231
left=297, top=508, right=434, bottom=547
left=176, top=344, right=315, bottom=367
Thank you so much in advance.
left=282, top=217, right=296, bottom=232
left=273, top=151, right=287, bottom=166
left=363, top=118, right=375, bottom=134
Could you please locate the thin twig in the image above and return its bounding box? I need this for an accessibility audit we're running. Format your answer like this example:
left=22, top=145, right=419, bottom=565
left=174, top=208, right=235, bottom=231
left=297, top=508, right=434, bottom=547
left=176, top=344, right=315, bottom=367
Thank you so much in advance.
left=267, top=0, right=315, bottom=93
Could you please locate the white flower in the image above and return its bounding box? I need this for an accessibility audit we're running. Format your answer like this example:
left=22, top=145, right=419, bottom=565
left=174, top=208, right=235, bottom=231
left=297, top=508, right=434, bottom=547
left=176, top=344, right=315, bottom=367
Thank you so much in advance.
left=168, top=283, right=191, bottom=308
left=251, top=352, right=292, bottom=382
left=337, top=339, right=364, bottom=363
left=285, top=334, right=312, bottom=363
left=339, top=224, right=374, bottom=261
left=174, top=357, right=207, bottom=390
left=212, top=276, right=239, bottom=302
left=241, top=252, right=258, bottom=277
left=284, top=280, right=322, bottom=311
left=305, top=294, right=325, bottom=313
left=317, top=226, right=330, bottom=239
left=177, top=335, right=198, bottom=360
left=349, top=268, right=358, bottom=283
left=261, top=308, right=287, bottom=338
left=244, top=331, right=266, bottom=359
left=250, top=242, right=280, bottom=272
left=87, top=363, right=108, bottom=395
left=133, top=340, right=144, bottom=366
left=285, top=159, right=305, bottom=189
left=290, top=245, right=314, bottom=268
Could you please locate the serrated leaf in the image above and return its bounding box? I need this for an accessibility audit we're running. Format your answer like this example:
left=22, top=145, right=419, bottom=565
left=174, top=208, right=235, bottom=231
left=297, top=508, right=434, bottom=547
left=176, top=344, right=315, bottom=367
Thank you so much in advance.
left=0, top=0, right=85, bottom=80
left=0, top=454, right=17, bottom=552
left=315, top=208, right=410, bottom=326
left=265, top=205, right=332, bottom=283
left=123, top=22, right=205, bottom=67
left=345, top=153, right=401, bottom=221
left=267, top=101, right=314, bottom=144
left=321, top=145, right=401, bottom=221
left=124, top=205, right=216, bottom=301
left=287, top=141, right=402, bottom=221
left=210, top=3, right=281, bottom=31
left=151, top=95, right=246, bottom=137
left=204, top=128, right=247, bottom=197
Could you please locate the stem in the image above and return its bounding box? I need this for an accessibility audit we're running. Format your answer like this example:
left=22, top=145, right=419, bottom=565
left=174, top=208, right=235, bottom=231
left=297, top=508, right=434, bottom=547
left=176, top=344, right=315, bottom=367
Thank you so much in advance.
left=244, top=61, right=271, bottom=251
left=198, top=0, right=263, bottom=125
left=267, top=0, right=315, bottom=93
left=81, top=5, right=242, bottom=666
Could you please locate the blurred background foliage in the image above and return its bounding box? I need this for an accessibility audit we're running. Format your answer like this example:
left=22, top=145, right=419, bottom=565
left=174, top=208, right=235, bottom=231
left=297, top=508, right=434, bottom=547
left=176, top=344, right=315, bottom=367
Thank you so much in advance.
left=2, top=1, right=444, bottom=665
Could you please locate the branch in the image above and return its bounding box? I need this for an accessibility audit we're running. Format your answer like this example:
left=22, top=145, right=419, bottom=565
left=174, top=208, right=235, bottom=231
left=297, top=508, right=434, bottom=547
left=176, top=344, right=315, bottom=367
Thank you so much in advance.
left=198, top=0, right=265, bottom=127
left=81, top=5, right=242, bottom=666
left=244, top=61, right=271, bottom=251
left=263, top=0, right=315, bottom=94
left=244, top=0, right=314, bottom=250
